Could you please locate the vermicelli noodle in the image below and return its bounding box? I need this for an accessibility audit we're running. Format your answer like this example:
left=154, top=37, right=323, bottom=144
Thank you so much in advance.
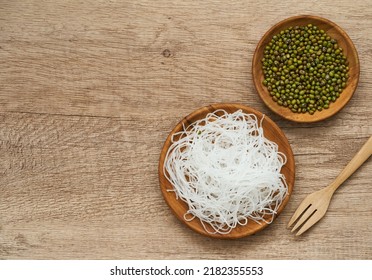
left=164, top=109, right=288, bottom=234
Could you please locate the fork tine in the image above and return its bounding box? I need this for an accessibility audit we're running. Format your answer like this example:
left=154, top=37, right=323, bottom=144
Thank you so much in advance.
left=290, top=205, right=316, bottom=232
left=287, top=200, right=311, bottom=228
left=295, top=210, right=322, bottom=236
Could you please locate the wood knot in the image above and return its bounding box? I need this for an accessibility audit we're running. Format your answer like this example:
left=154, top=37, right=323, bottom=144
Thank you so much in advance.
left=162, top=49, right=171, bottom=58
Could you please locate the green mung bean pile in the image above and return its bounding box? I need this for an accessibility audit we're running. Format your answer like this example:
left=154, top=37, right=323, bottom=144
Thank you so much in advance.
left=261, top=24, right=349, bottom=114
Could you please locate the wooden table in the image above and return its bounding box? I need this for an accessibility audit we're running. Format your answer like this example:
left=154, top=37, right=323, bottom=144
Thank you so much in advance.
left=1, top=0, right=371, bottom=260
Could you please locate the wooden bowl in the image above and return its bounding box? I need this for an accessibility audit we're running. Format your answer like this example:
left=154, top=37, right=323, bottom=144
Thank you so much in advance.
left=158, top=103, right=295, bottom=239
left=252, top=15, right=360, bottom=122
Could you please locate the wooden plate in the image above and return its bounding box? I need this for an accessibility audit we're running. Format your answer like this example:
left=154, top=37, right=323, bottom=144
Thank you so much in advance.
left=252, top=15, right=360, bottom=123
left=158, top=103, right=295, bottom=239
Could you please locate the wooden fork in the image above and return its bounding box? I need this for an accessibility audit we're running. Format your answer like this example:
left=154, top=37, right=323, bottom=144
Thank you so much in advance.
left=288, top=136, right=372, bottom=236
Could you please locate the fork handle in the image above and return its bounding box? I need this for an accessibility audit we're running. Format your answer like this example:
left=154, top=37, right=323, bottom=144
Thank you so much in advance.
left=329, top=136, right=372, bottom=193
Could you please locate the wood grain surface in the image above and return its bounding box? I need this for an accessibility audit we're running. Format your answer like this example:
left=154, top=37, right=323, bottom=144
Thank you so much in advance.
left=0, top=0, right=371, bottom=259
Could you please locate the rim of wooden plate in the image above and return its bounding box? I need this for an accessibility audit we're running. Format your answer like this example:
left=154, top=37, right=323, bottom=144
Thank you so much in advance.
left=158, top=103, right=295, bottom=239
left=252, top=15, right=360, bottom=123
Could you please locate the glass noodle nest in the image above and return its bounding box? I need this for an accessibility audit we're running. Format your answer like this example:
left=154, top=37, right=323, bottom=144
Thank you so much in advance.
left=164, top=110, right=288, bottom=234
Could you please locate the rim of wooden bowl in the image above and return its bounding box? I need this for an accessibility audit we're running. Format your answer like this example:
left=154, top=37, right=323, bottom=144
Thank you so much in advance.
left=252, top=15, right=360, bottom=123
left=158, top=103, right=295, bottom=239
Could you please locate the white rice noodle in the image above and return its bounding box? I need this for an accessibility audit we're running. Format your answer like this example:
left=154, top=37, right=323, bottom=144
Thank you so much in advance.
left=164, top=109, right=288, bottom=234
